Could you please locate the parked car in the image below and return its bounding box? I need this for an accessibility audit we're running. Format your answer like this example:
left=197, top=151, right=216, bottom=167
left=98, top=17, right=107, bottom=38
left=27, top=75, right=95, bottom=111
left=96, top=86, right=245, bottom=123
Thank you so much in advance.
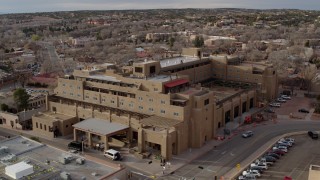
left=271, top=149, right=286, bottom=156
left=284, top=137, right=295, bottom=144
left=266, top=153, right=280, bottom=159
left=273, top=146, right=288, bottom=153
left=277, top=98, right=286, bottom=103
left=278, top=141, right=292, bottom=147
left=250, top=166, right=264, bottom=173
left=262, top=156, right=277, bottom=162
left=269, top=103, right=281, bottom=107
left=281, top=95, right=291, bottom=100
left=248, top=170, right=261, bottom=177
left=259, top=159, right=273, bottom=166
left=242, top=131, right=254, bottom=138
left=104, top=149, right=122, bottom=161
left=264, top=108, right=275, bottom=113
left=256, top=163, right=268, bottom=170
left=67, top=141, right=82, bottom=152
left=298, top=108, right=310, bottom=113
left=308, top=131, right=319, bottom=139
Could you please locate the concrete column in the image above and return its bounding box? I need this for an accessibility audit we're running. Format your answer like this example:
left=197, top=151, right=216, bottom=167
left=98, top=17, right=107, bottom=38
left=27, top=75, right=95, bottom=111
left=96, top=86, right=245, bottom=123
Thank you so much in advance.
left=138, top=128, right=145, bottom=153
left=88, top=132, right=92, bottom=147
left=239, top=98, right=243, bottom=116
left=73, top=129, right=78, bottom=141
left=104, top=135, right=109, bottom=150
left=126, top=129, right=132, bottom=143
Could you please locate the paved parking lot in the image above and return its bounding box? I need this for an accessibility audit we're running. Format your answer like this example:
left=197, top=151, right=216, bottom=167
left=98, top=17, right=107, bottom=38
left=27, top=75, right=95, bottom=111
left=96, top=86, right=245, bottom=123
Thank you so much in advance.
left=260, top=134, right=320, bottom=180
left=273, top=96, right=315, bottom=118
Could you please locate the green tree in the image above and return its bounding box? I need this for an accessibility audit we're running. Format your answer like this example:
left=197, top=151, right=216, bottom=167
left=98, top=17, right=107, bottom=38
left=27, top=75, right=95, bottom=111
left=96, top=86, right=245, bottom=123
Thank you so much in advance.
left=169, top=37, right=175, bottom=49
left=13, top=88, right=30, bottom=111
left=31, top=34, right=41, bottom=41
left=193, top=35, right=204, bottom=48
left=0, top=104, right=9, bottom=111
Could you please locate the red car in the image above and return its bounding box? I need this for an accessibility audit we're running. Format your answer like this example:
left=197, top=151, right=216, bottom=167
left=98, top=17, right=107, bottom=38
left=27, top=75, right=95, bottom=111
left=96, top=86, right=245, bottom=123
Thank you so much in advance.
left=271, top=149, right=286, bottom=156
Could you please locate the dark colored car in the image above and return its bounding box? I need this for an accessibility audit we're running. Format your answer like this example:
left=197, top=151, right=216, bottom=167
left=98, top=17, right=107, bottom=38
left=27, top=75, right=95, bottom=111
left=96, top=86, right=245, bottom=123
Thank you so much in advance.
left=299, top=109, right=310, bottom=113
left=263, top=156, right=276, bottom=162
left=250, top=166, right=264, bottom=173
left=271, top=149, right=286, bottom=156
left=68, top=141, right=82, bottom=151
left=266, top=153, right=280, bottom=159
left=277, top=143, right=290, bottom=149
left=264, top=108, right=275, bottom=113
left=308, top=131, right=318, bottom=139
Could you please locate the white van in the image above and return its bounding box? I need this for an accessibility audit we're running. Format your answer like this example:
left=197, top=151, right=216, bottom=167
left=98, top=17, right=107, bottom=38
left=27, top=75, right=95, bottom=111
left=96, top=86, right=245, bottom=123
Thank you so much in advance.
left=104, top=149, right=122, bottom=161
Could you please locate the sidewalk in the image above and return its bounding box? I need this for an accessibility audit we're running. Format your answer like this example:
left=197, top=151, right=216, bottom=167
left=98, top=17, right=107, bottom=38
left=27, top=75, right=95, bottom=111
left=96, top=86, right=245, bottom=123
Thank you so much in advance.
left=122, top=137, right=227, bottom=178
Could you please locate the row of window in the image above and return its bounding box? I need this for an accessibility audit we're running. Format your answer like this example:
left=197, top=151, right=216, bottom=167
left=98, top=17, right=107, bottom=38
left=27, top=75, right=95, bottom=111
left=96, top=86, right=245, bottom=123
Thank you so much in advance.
left=30, top=100, right=45, bottom=107
left=82, top=94, right=167, bottom=105
left=35, top=122, right=50, bottom=132
left=62, top=84, right=81, bottom=89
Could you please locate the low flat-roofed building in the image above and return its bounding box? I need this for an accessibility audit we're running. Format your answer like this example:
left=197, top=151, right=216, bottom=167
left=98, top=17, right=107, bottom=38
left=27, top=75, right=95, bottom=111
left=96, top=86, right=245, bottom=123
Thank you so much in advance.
left=0, top=136, right=125, bottom=180
left=32, top=111, right=77, bottom=138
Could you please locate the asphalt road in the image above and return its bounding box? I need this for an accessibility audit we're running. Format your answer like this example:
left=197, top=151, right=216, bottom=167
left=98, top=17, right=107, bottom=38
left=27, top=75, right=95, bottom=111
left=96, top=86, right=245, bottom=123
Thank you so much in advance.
left=1, top=120, right=320, bottom=180
left=159, top=120, right=320, bottom=180
left=40, top=42, right=65, bottom=75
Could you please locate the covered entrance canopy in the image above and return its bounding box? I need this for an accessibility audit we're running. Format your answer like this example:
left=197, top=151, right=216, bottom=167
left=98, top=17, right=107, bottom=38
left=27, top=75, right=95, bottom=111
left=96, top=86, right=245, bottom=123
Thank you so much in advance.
left=73, top=118, right=129, bottom=150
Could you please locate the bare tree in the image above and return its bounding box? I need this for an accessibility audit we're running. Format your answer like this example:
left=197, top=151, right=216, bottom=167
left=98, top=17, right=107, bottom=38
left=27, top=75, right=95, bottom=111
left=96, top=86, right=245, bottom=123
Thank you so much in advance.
left=301, top=64, right=318, bottom=94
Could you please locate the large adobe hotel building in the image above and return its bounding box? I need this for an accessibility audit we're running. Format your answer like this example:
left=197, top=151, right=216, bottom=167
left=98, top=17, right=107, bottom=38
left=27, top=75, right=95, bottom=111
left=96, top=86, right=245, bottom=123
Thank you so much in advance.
left=32, top=48, right=278, bottom=160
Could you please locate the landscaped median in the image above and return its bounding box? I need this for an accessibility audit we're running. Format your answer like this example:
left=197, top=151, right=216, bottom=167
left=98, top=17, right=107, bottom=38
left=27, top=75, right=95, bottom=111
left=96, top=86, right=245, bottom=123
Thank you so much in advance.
left=223, top=131, right=307, bottom=180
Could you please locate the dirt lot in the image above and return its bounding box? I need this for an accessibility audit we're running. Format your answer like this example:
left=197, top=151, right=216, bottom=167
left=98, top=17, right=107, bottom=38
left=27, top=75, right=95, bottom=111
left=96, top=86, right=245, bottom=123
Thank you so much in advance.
left=273, top=96, right=315, bottom=117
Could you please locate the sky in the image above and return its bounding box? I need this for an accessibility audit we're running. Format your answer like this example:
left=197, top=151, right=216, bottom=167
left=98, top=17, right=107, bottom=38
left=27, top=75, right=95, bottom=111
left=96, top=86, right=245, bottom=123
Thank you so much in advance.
left=1, top=0, right=320, bottom=13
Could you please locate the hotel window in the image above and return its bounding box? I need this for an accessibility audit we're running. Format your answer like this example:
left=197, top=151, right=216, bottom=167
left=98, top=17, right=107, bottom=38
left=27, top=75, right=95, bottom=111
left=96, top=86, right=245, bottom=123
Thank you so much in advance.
left=161, top=100, right=165, bottom=104
left=204, top=99, right=209, bottom=105
left=77, top=94, right=81, bottom=97
left=44, top=125, right=46, bottom=131
left=138, top=97, right=143, bottom=101
left=62, top=84, right=66, bottom=86
left=102, top=99, right=106, bottom=102
left=160, top=110, right=165, bottom=114
left=111, top=100, right=115, bottom=104
left=154, top=88, right=158, bottom=91
left=149, top=98, right=153, bottom=102
left=69, top=85, right=73, bottom=88
left=63, top=91, right=66, bottom=94
left=149, top=108, right=154, bottom=112
left=174, top=112, right=179, bottom=116
left=93, top=97, right=98, bottom=100
left=129, top=103, right=134, bottom=108
left=120, top=102, right=124, bottom=105
left=40, top=123, right=42, bottom=129
left=78, top=86, right=81, bottom=89
left=36, top=122, right=38, bottom=128
left=85, top=95, right=89, bottom=99
left=70, top=93, right=73, bottom=96
left=139, top=106, right=143, bottom=110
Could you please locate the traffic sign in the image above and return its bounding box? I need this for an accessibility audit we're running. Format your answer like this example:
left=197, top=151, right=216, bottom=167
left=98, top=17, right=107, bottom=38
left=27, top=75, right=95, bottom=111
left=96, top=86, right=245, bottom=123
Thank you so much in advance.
left=236, top=163, right=241, bottom=170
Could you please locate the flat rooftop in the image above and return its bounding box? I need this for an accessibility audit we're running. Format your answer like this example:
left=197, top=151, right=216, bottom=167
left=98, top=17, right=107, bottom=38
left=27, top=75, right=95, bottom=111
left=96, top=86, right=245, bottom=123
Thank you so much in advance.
left=146, top=74, right=179, bottom=82
left=73, top=118, right=129, bottom=136
left=201, top=79, right=253, bottom=102
left=34, top=111, right=75, bottom=121
left=141, top=116, right=182, bottom=128
left=88, top=74, right=121, bottom=83
left=160, top=56, right=200, bottom=68
left=180, top=88, right=209, bottom=96
left=238, top=61, right=270, bottom=69
left=0, top=136, right=118, bottom=180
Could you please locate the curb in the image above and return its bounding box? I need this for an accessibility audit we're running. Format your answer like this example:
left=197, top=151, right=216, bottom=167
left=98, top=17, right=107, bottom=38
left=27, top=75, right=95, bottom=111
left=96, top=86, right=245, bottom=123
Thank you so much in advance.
left=223, top=131, right=307, bottom=180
